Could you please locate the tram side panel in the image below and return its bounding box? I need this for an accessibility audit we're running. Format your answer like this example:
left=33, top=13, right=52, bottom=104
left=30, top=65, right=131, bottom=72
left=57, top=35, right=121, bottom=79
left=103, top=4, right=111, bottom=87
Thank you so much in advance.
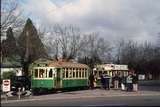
left=31, top=67, right=56, bottom=94
left=61, top=68, right=89, bottom=89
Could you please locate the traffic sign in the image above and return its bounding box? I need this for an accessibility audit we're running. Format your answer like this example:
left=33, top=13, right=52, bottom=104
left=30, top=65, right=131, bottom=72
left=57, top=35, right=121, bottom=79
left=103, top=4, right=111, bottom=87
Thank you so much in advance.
left=2, top=79, right=10, bottom=92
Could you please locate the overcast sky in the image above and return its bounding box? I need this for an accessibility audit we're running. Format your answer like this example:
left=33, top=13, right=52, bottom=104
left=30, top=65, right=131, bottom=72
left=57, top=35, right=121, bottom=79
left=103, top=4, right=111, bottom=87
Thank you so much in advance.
left=18, top=0, right=160, bottom=45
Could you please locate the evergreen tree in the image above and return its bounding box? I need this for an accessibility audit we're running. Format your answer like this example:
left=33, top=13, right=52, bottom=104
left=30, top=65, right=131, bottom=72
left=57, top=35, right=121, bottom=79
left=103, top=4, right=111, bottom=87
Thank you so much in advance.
left=2, top=27, right=18, bottom=59
left=18, top=18, right=47, bottom=76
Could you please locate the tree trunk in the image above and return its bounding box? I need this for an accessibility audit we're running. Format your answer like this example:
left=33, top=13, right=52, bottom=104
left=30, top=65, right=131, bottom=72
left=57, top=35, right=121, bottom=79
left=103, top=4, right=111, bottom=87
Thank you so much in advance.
left=23, top=61, right=29, bottom=76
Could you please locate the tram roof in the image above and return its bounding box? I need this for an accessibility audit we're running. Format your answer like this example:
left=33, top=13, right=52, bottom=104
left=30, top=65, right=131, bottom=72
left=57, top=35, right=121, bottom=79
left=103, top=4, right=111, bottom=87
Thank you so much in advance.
left=48, top=61, right=88, bottom=68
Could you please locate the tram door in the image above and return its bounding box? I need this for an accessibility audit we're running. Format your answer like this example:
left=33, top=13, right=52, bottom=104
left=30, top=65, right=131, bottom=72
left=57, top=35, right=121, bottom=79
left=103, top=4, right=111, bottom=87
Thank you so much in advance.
left=56, top=68, right=61, bottom=89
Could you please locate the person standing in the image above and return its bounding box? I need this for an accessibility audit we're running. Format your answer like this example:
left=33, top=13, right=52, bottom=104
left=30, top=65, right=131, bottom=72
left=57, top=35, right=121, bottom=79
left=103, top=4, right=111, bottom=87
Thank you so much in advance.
left=100, top=73, right=105, bottom=89
left=103, top=74, right=111, bottom=90
left=126, top=74, right=133, bottom=92
left=114, top=74, right=119, bottom=89
left=121, top=75, right=126, bottom=91
left=93, top=74, right=97, bottom=88
left=132, top=73, right=138, bottom=92
left=89, top=74, right=94, bottom=89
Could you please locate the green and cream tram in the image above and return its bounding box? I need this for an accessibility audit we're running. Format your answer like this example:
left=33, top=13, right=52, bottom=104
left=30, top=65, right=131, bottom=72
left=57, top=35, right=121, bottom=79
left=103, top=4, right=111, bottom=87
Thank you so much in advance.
left=30, top=59, right=90, bottom=94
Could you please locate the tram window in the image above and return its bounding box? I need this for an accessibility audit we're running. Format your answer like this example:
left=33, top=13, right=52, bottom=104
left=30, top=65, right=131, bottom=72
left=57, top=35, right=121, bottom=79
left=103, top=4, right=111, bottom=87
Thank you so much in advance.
left=99, top=71, right=102, bottom=76
left=63, top=71, right=65, bottom=78
left=49, top=69, right=53, bottom=78
left=34, top=69, right=38, bottom=78
left=39, top=69, right=45, bottom=78
left=62, top=68, right=65, bottom=78
left=85, top=71, right=87, bottom=78
left=73, top=71, right=75, bottom=78
left=69, top=71, right=72, bottom=78
left=104, top=71, right=107, bottom=74
left=66, top=71, right=68, bottom=78
left=82, top=71, right=84, bottom=78
left=76, top=71, right=78, bottom=78
left=79, top=71, right=81, bottom=78
left=46, top=69, right=48, bottom=78
left=94, top=71, right=97, bottom=75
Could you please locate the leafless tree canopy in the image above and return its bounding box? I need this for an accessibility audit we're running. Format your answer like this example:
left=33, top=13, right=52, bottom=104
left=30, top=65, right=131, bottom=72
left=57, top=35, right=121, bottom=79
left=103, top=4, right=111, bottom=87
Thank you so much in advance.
left=42, top=24, right=112, bottom=67
left=44, top=25, right=88, bottom=61
left=1, top=0, right=25, bottom=36
left=114, top=39, right=160, bottom=79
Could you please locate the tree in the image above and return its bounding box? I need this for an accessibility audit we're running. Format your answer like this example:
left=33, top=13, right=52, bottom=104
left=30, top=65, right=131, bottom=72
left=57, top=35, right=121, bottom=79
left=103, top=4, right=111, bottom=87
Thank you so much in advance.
left=45, top=25, right=87, bottom=61
left=18, top=18, right=48, bottom=76
left=1, top=27, right=19, bottom=61
left=1, top=0, right=25, bottom=36
left=78, top=33, right=112, bottom=68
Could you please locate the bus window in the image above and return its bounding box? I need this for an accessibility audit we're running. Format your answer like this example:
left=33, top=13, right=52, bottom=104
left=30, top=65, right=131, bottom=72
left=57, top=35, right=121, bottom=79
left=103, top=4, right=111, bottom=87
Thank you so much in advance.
left=49, top=69, right=53, bottom=78
left=34, top=69, right=38, bottom=78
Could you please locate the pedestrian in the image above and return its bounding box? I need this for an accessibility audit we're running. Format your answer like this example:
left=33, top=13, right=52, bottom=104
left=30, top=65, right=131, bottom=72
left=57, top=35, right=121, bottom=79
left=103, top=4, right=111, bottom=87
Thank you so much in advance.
left=121, top=75, right=126, bottom=91
left=114, top=74, right=119, bottom=89
left=103, top=74, right=111, bottom=90
left=132, top=73, right=138, bottom=92
left=93, top=74, right=97, bottom=88
left=100, top=73, right=105, bottom=89
left=126, top=74, right=133, bottom=92
left=89, top=74, right=94, bottom=89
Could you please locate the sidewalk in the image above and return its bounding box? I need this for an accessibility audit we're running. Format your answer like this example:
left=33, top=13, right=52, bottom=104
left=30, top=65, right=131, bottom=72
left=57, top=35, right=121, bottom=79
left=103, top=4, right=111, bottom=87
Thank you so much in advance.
left=1, top=88, right=160, bottom=104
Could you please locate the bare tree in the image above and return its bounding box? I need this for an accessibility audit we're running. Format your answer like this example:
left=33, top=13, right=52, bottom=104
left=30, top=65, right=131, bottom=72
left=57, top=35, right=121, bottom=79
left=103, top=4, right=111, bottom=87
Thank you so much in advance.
left=46, top=24, right=87, bottom=61
left=78, top=32, right=112, bottom=68
left=115, top=38, right=126, bottom=64
left=1, top=0, right=25, bottom=36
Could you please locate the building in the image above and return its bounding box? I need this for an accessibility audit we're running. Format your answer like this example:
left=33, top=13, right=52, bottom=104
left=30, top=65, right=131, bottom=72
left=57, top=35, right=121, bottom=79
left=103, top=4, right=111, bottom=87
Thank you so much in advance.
left=1, top=64, right=22, bottom=78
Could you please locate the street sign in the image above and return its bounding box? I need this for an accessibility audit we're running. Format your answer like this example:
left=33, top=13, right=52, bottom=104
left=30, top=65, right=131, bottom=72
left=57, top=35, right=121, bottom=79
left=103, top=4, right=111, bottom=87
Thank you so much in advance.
left=2, top=79, right=10, bottom=92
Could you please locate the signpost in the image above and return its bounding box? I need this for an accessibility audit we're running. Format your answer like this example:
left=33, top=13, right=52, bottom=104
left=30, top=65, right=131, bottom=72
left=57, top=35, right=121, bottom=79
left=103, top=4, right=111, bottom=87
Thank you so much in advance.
left=2, top=79, right=10, bottom=92
left=2, top=79, right=11, bottom=102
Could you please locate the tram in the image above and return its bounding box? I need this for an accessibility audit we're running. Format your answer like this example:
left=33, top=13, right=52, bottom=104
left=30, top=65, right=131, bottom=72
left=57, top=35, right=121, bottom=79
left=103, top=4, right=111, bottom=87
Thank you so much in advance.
left=93, top=64, right=129, bottom=87
left=30, top=59, right=90, bottom=94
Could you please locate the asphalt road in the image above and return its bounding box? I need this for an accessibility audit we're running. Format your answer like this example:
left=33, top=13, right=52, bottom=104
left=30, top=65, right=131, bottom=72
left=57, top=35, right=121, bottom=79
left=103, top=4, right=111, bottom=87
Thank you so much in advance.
left=2, top=95, right=160, bottom=106
left=1, top=81, right=160, bottom=106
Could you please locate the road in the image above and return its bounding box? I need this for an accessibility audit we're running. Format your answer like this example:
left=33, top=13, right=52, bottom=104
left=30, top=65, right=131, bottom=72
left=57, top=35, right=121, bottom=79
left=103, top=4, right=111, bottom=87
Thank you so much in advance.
left=2, top=95, right=160, bottom=106
left=1, top=81, right=160, bottom=106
